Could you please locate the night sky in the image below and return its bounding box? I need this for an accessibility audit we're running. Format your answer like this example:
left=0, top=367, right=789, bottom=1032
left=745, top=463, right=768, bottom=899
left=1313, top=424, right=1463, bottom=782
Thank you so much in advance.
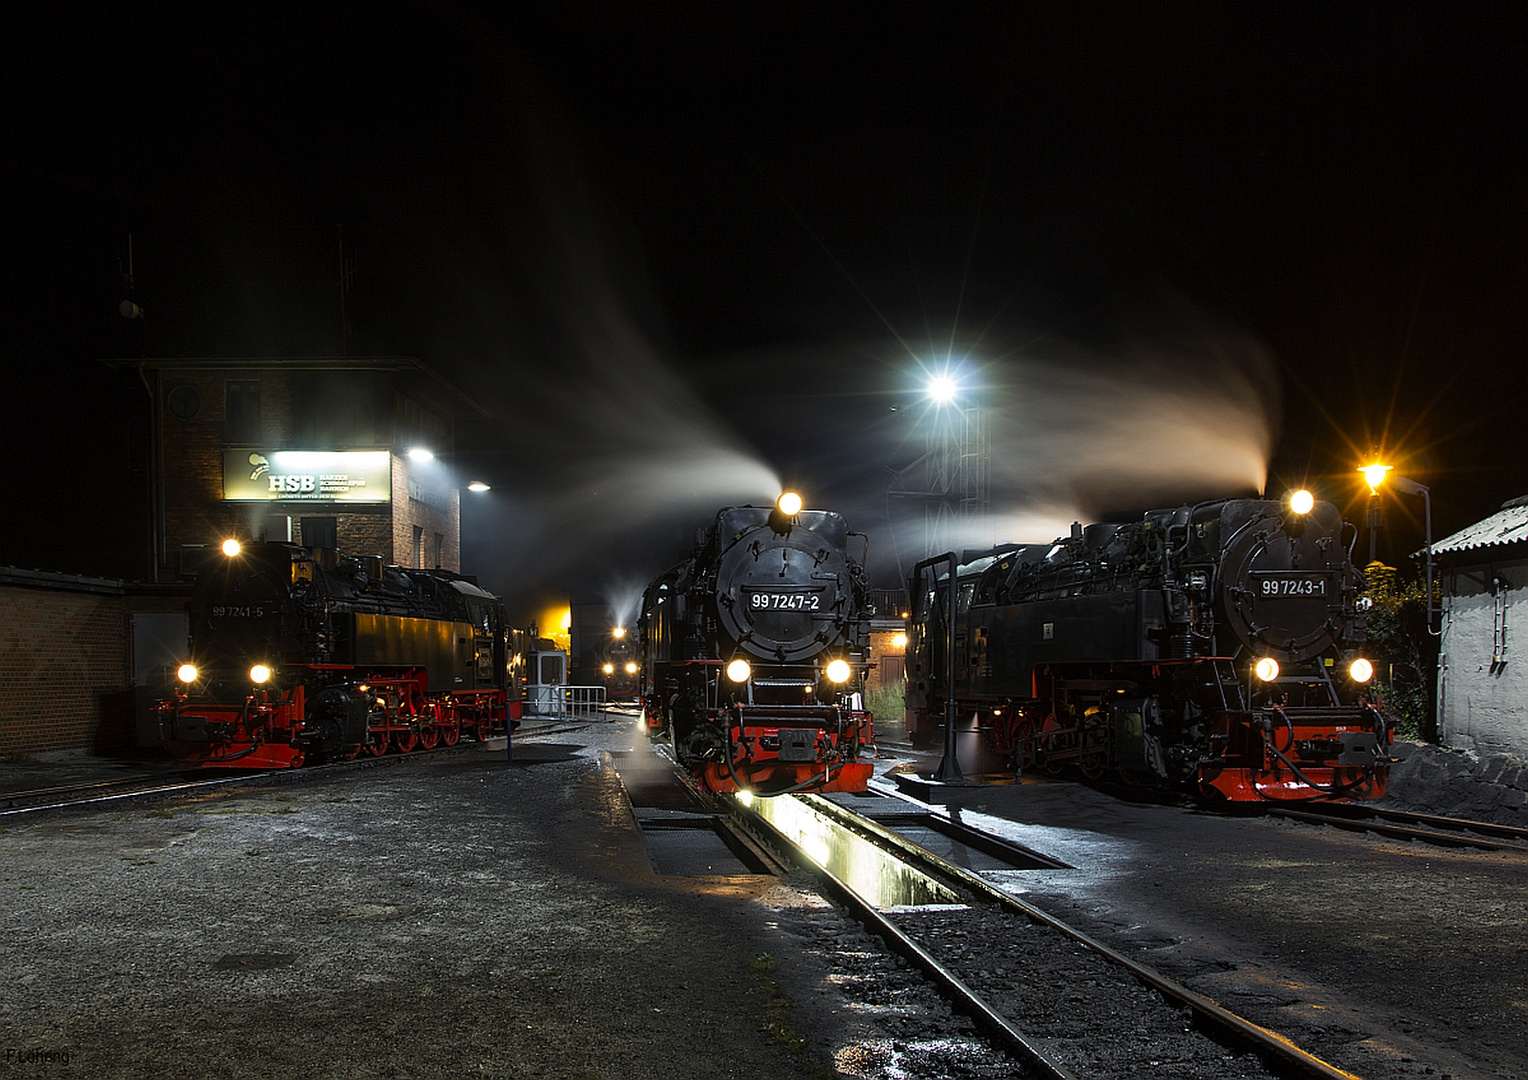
left=9, top=5, right=1527, bottom=619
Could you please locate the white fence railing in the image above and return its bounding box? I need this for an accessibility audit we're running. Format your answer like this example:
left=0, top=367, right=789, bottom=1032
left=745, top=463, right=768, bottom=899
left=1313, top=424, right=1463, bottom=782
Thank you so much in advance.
left=524, top=684, right=608, bottom=719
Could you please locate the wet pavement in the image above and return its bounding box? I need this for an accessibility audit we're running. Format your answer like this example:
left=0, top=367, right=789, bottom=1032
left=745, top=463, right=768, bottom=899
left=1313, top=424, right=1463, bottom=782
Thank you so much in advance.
left=4, top=722, right=1525, bottom=1079
left=0, top=718, right=862, bottom=1079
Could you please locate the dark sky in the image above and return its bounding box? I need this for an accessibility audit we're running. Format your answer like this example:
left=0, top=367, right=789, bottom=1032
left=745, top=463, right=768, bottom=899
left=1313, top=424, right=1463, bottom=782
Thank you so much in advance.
left=9, top=5, right=1527, bottom=617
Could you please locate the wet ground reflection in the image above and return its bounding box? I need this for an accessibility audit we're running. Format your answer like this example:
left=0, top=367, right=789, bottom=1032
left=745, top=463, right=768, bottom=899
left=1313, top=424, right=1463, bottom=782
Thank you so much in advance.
left=746, top=794, right=965, bottom=908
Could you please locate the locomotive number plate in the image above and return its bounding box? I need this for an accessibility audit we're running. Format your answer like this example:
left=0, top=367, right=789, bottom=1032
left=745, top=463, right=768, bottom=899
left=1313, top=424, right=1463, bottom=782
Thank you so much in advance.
left=746, top=590, right=822, bottom=611
left=1252, top=573, right=1331, bottom=598
left=211, top=605, right=269, bottom=618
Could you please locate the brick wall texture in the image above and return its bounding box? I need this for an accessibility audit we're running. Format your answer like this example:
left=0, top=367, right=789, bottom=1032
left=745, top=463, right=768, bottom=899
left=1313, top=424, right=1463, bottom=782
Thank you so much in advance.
left=0, top=582, right=187, bottom=756
left=0, top=585, right=124, bottom=756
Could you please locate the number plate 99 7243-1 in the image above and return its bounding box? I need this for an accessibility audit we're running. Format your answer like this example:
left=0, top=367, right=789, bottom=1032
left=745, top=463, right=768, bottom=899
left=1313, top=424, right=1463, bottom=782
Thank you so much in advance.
left=1252, top=573, right=1331, bottom=598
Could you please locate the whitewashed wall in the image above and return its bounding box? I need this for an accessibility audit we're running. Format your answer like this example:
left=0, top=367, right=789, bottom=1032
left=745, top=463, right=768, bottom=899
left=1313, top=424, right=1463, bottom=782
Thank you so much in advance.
left=1438, top=556, right=1526, bottom=757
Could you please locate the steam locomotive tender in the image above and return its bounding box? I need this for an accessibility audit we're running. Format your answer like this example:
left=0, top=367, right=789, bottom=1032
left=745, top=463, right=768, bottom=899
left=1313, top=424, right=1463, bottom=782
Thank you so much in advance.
left=159, top=541, right=522, bottom=768
left=905, top=494, right=1392, bottom=801
left=638, top=494, right=876, bottom=795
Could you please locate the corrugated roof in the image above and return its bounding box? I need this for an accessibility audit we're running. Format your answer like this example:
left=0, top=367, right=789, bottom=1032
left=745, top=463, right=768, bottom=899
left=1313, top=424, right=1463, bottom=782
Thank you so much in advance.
left=1432, top=496, right=1528, bottom=557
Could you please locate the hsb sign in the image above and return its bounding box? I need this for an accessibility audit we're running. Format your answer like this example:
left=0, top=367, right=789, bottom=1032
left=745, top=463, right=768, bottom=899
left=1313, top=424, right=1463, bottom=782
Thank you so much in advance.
left=268, top=475, right=317, bottom=493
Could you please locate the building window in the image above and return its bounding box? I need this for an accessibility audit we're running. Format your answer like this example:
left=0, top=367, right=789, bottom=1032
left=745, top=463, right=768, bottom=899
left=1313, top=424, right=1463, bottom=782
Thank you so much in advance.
left=226, top=381, right=261, bottom=443
left=433, top=532, right=444, bottom=569
left=413, top=525, right=425, bottom=569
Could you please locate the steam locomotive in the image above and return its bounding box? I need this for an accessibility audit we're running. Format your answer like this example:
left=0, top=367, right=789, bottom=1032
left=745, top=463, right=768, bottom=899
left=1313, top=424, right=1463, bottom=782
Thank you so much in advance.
left=596, top=627, right=640, bottom=701
left=638, top=494, right=876, bottom=795
left=905, top=493, right=1393, bottom=801
left=158, top=540, right=522, bottom=768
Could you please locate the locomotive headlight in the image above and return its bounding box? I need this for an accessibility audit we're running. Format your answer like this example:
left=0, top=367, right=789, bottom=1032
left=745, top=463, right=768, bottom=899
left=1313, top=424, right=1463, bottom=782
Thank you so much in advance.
left=611, top=626, right=626, bottom=639
left=776, top=491, right=803, bottom=517
left=825, top=659, right=852, bottom=684
left=249, top=664, right=273, bottom=685
left=176, top=663, right=199, bottom=684
left=1288, top=489, right=1315, bottom=515
left=625, top=661, right=638, bottom=675
left=1349, top=657, right=1375, bottom=683
left=602, top=663, right=615, bottom=675
left=221, top=538, right=242, bottom=557
left=726, top=659, right=752, bottom=683
left=1253, top=657, right=1281, bottom=682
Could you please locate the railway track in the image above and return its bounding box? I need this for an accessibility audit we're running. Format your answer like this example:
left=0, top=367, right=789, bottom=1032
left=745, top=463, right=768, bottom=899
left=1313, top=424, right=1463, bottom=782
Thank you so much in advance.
left=737, top=790, right=1363, bottom=1080
left=1264, top=802, right=1528, bottom=852
left=0, top=734, right=526, bottom=818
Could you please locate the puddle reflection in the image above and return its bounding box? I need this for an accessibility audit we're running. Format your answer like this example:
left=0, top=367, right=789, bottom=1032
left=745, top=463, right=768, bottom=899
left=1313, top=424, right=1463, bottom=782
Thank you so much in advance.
left=746, top=794, right=964, bottom=909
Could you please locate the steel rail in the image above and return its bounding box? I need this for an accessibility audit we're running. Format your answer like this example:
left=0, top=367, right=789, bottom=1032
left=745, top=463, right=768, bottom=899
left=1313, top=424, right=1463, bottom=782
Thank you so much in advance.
left=739, top=799, right=1077, bottom=1080
left=782, top=794, right=1364, bottom=1080
left=0, top=736, right=516, bottom=818
left=0, top=772, right=279, bottom=817
left=1266, top=805, right=1528, bottom=853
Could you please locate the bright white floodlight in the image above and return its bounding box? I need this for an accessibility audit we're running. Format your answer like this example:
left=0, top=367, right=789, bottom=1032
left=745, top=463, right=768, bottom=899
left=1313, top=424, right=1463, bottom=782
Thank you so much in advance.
left=407, top=447, right=435, bottom=463
left=926, top=374, right=958, bottom=403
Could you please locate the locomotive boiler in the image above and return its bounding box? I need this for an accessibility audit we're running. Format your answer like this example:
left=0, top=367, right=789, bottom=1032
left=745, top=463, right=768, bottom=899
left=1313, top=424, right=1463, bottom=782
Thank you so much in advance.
left=638, top=493, right=876, bottom=795
left=159, top=540, right=522, bottom=768
left=905, top=493, right=1393, bottom=801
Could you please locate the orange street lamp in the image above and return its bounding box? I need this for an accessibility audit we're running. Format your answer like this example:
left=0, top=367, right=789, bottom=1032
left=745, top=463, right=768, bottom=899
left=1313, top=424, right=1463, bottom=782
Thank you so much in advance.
left=1357, top=460, right=1436, bottom=634
left=1359, top=463, right=1392, bottom=493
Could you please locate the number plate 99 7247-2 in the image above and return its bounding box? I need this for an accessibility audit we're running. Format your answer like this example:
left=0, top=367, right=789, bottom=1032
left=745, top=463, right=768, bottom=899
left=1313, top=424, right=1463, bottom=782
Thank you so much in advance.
left=1253, top=573, right=1331, bottom=598
left=746, top=591, right=822, bottom=611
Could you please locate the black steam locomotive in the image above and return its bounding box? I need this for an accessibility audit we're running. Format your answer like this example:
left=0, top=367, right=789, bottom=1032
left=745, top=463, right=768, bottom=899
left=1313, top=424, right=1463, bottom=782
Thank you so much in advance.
left=638, top=494, right=877, bottom=794
left=159, top=540, right=522, bottom=768
left=905, top=493, right=1392, bottom=801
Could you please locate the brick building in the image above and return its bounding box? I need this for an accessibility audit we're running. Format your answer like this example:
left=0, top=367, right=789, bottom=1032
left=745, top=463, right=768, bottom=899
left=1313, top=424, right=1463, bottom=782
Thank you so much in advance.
left=0, top=356, right=487, bottom=759
left=0, top=568, right=188, bottom=757
left=109, top=356, right=484, bottom=580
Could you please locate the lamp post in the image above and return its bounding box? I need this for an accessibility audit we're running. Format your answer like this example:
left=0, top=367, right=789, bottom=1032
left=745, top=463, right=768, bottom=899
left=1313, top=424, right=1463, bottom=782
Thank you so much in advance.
left=1358, top=462, right=1435, bottom=634
left=1359, top=462, right=1391, bottom=564
left=1390, top=475, right=1435, bottom=636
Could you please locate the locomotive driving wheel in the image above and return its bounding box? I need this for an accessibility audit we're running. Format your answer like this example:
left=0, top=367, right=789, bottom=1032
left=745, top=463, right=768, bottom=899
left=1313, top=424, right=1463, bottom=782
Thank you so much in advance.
left=364, top=705, right=390, bottom=757
left=1077, top=709, right=1109, bottom=781
left=439, top=715, right=460, bottom=747
left=416, top=705, right=441, bottom=750
left=392, top=727, right=419, bottom=754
